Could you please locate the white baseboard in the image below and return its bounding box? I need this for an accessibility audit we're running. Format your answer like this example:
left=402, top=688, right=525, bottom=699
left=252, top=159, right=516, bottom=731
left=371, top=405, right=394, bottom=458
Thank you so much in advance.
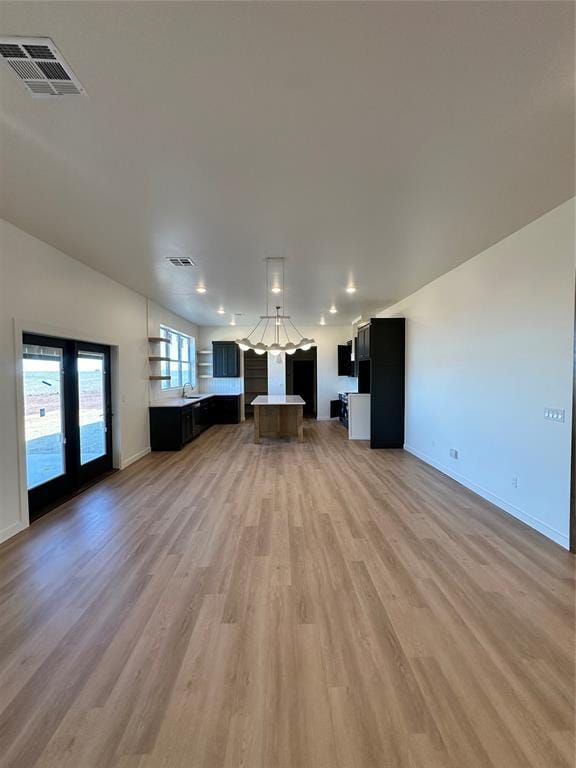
left=120, top=447, right=151, bottom=470
left=0, top=520, right=28, bottom=546
left=404, top=443, right=570, bottom=550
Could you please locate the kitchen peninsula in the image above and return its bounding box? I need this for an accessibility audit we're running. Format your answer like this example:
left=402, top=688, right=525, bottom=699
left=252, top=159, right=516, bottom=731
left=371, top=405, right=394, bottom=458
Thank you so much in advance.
left=251, top=395, right=305, bottom=443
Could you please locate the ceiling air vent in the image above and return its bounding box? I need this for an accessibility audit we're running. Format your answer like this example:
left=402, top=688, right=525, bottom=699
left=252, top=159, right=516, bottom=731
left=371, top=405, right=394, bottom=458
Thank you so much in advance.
left=0, top=36, right=85, bottom=98
left=166, top=257, right=196, bottom=267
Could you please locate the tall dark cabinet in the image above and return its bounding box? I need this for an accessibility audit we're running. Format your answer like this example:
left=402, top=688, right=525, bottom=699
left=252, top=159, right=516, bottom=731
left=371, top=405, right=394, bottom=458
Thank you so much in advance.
left=356, top=318, right=405, bottom=449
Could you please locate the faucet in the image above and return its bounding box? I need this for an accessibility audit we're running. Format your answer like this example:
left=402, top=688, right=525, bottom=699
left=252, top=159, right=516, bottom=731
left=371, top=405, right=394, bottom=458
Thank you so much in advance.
left=182, top=383, right=194, bottom=398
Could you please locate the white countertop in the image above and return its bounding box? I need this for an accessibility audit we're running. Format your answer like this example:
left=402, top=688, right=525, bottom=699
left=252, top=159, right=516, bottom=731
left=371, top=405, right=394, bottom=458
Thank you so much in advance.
left=251, top=395, right=305, bottom=406
left=150, top=394, right=238, bottom=407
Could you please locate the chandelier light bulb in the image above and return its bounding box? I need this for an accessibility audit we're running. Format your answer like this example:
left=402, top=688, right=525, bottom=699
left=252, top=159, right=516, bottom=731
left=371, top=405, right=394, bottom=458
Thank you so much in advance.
left=254, top=344, right=267, bottom=355
left=269, top=343, right=282, bottom=356
left=237, top=338, right=251, bottom=351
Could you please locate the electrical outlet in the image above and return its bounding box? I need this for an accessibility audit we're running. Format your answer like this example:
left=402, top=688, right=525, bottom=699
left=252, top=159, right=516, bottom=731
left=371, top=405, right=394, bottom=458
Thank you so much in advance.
left=449, top=448, right=458, bottom=459
left=512, top=476, right=519, bottom=489
left=544, top=408, right=565, bottom=423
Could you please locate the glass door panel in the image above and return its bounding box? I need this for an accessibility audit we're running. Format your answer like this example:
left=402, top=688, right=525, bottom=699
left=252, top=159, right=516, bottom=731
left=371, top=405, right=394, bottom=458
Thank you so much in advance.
left=78, top=351, right=107, bottom=465
left=23, top=344, right=66, bottom=489
left=24, top=334, right=113, bottom=521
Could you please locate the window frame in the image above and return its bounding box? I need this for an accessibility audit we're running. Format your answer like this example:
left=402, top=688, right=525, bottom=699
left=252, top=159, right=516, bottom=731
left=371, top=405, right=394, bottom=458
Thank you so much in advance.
left=159, top=325, right=195, bottom=390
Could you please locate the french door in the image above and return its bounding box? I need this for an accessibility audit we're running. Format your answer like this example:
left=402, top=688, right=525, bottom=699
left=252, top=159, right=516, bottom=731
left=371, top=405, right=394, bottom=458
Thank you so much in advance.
left=23, top=333, right=113, bottom=521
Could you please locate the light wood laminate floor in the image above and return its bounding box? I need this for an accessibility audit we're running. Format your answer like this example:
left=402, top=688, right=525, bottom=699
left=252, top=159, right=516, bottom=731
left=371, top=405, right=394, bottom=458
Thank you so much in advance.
left=0, top=420, right=574, bottom=768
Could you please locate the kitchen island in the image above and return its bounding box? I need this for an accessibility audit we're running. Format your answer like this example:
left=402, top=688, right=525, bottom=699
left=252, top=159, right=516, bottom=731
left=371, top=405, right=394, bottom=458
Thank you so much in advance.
left=251, top=395, right=305, bottom=443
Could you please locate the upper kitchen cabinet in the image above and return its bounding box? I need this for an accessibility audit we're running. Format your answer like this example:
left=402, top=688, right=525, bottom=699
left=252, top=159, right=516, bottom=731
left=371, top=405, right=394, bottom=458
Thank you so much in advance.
left=356, top=324, right=370, bottom=361
left=337, top=344, right=352, bottom=376
left=212, top=341, right=240, bottom=377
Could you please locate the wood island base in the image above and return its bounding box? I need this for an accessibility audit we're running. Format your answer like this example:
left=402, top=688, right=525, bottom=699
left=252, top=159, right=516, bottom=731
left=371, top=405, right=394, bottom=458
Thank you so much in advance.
left=252, top=395, right=305, bottom=444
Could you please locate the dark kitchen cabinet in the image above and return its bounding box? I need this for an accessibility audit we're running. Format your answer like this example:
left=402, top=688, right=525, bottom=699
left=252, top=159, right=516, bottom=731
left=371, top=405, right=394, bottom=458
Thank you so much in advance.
left=213, top=395, right=241, bottom=424
left=357, top=324, right=370, bottom=361
left=212, top=341, right=240, bottom=377
left=369, top=318, right=405, bottom=449
left=337, top=344, right=352, bottom=376
left=150, top=404, right=196, bottom=451
left=150, top=399, right=213, bottom=450
left=183, top=405, right=195, bottom=442
left=150, top=394, right=242, bottom=450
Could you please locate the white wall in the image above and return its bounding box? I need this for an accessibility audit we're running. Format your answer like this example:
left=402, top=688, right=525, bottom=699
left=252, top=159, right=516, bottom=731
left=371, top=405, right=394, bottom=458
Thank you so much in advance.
left=307, top=325, right=358, bottom=414
left=267, top=352, right=286, bottom=396
left=378, top=199, right=575, bottom=548
left=199, top=324, right=352, bottom=418
left=197, top=326, right=245, bottom=396
left=0, top=220, right=198, bottom=544
left=147, top=299, right=199, bottom=402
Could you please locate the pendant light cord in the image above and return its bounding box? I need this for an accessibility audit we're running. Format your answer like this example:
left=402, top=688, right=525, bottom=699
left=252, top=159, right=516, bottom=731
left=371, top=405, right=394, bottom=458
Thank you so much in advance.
left=241, top=257, right=311, bottom=351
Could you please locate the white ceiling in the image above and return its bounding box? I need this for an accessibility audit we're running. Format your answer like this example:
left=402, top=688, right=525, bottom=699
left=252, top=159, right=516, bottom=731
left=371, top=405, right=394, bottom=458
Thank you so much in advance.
left=0, top=1, right=574, bottom=326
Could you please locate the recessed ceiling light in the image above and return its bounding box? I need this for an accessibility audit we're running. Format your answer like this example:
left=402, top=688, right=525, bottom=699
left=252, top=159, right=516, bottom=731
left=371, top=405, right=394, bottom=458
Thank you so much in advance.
left=196, top=286, right=207, bottom=294
left=230, top=317, right=236, bottom=326
left=271, top=286, right=282, bottom=294
left=217, top=307, right=225, bottom=314
left=329, top=305, right=338, bottom=314
left=319, top=317, right=326, bottom=326
left=346, top=286, right=357, bottom=294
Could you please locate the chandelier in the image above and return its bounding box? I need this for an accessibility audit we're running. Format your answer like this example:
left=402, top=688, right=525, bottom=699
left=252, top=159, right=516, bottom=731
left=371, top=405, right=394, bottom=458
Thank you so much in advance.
left=236, top=258, right=315, bottom=356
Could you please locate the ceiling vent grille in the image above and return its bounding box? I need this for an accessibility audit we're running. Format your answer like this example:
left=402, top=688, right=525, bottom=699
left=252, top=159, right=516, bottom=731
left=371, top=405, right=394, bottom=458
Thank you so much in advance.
left=0, top=36, right=85, bottom=98
left=166, top=257, right=196, bottom=267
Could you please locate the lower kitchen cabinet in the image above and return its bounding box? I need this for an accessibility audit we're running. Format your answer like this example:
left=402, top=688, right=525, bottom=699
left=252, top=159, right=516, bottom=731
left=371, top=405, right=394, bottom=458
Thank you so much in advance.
left=213, top=395, right=241, bottom=424
left=149, top=395, right=242, bottom=451
left=149, top=404, right=196, bottom=451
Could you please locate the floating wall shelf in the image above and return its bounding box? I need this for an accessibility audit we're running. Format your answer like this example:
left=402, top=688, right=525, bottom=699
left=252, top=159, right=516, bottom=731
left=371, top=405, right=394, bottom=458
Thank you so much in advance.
left=148, top=336, right=171, bottom=344
left=149, top=356, right=171, bottom=362
left=149, top=375, right=171, bottom=381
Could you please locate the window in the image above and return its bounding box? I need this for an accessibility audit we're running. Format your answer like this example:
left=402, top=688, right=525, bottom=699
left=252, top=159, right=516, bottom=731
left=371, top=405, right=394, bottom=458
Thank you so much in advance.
left=160, top=325, right=195, bottom=390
